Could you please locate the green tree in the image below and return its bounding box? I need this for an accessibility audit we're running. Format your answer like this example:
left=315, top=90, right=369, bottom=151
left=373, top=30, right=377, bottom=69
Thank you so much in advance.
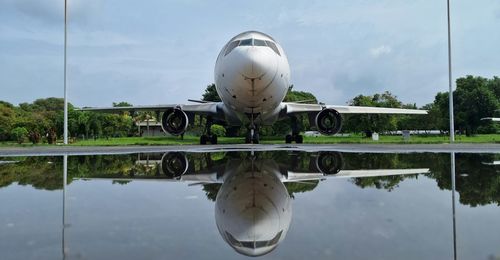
left=432, top=76, right=499, bottom=135
left=11, top=127, right=28, bottom=144
left=0, top=102, right=15, bottom=141
left=202, top=83, right=221, bottom=102
left=343, top=91, right=403, bottom=135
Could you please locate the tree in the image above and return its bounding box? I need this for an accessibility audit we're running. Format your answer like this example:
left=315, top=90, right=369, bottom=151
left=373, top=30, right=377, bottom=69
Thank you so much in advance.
left=11, top=127, right=28, bottom=144
left=201, top=83, right=221, bottom=102
left=0, top=103, right=15, bottom=141
left=343, top=91, right=403, bottom=135
left=113, top=101, right=133, bottom=107
left=432, top=76, right=500, bottom=135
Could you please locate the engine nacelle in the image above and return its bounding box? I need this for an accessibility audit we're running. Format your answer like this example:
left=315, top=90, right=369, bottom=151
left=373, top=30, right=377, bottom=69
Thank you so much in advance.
left=161, top=108, right=188, bottom=135
left=315, top=108, right=342, bottom=135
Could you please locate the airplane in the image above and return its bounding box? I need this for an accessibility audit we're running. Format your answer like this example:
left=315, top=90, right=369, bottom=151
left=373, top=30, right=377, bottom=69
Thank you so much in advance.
left=82, top=31, right=427, bottom=144
left=79, top=151, right=430, bottom=257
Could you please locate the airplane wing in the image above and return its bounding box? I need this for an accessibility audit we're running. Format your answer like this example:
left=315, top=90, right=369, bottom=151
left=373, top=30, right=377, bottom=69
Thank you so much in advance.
left=79, top=102, right=220, bottom=115
left=284, top=168, right=430, bottom=182
left=283, top=102, right=427, bottom=115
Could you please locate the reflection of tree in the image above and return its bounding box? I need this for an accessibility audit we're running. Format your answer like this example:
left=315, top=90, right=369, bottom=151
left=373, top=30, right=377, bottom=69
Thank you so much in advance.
left=344, top=153, right=428, bottom=191
left=1, top=152, right=499, bottom=207
left=428, top=154, right=500, bottom=207
left=0, top=157, right=63, bottom=190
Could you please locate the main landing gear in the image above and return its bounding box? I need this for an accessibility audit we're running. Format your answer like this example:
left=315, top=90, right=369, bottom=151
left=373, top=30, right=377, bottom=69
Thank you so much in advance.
left=285, top=116, right=303, bottom=144
left=200, top=116, right=217, bottom=145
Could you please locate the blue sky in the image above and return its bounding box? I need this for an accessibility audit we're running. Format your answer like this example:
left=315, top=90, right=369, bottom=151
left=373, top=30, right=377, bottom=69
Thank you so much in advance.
left=0, top=0, right=499, bottom=107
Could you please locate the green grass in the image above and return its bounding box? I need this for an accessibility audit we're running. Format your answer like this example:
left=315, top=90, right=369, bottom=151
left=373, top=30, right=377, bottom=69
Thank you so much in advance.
left=1, top=134, right=499, bottom=147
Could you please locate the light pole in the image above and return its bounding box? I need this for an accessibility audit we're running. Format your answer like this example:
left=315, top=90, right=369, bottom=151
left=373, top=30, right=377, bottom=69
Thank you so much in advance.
left=447, top=0, right=455, bottom=143
left=63, top=0, right=68, bottom=144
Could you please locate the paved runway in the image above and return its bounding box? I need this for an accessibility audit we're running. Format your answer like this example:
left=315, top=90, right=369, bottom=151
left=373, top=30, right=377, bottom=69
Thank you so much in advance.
left=0, top=143, right=499, bottom=156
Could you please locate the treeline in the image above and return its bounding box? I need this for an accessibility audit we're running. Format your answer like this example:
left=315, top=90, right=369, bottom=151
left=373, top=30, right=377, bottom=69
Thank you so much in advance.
left=0, top=75, right=498, bottom=143
left=0, top=98, right=137, bottom=143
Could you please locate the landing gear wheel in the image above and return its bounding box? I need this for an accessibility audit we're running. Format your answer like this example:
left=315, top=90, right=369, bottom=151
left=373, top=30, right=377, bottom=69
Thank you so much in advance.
left=200, top=135, right=208, bottom=145
left=210, top=134, right=218, bottom=144
left=285, top=135, right=292, bottom=144
left=295, top=134, right=303, bottom=144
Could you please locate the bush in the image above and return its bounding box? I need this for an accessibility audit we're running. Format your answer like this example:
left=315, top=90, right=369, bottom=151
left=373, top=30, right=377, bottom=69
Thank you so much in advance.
left=11, top=127, right=28, bottom=144
left=210, top=124, right=226, bottom=137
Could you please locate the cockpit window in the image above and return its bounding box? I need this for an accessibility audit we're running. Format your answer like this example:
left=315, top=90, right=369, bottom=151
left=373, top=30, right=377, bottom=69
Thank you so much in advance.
left=224, top=38, right=281, bottom=56
left=239, top=38, right=253, bottom=46
left=265, top=41, right=280, bottom=56
left=254, top=39, right=267, bottom=47
left=224, top=40, right=240, bottom=56
left=225, top=230, right=283, bottom=249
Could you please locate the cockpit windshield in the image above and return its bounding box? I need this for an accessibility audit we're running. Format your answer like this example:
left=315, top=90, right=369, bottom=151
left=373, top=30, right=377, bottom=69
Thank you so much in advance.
left=224, top=38, right=281, bottom=56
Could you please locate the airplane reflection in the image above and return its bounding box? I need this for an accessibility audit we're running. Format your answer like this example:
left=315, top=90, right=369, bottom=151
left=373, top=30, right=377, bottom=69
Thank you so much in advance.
left=80, top=151, right=428, bottom=257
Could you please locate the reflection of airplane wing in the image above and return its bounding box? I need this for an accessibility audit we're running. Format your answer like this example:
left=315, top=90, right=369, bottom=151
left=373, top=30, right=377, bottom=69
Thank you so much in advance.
left=481, top=117, right=500, bottom=122
left=481, top=161, right=500, bottom=166
left=80, top=103, right=219, bottom=115
left=285, top=168, right=430, bottom=182
left=284, top=103, right=427, bottom=115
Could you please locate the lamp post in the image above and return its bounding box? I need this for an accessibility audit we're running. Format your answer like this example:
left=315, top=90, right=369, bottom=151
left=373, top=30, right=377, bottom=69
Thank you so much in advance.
left=63, top=0, right=68, bottom=144
left=447, top=0, right=455, bottom=143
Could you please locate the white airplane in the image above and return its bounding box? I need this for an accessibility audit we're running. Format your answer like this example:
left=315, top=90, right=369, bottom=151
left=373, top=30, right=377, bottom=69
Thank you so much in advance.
left=83, top=31, right=426, bottom=144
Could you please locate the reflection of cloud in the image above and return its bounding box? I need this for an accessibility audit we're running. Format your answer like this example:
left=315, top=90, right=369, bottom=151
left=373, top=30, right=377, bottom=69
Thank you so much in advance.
left=370, top=45, right=392, bottom=58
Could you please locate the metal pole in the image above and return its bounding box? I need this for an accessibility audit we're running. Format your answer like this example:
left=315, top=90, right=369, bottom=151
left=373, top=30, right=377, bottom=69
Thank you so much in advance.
left=62, top=154, right=68, bottom=259
left=447, top=0, right=455, bottom=143
left=64, top=0, right=68, bottom=144
left=451, top=152, right=457, bottom=260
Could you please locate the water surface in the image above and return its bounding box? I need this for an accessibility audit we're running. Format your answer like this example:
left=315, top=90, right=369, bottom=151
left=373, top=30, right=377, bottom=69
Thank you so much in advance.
left=0, top=151, right=499, bottom=259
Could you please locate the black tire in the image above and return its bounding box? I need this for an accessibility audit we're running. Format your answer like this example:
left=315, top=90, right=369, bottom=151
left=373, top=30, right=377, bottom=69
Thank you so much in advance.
left=285, top=134, right=292, bottom=144
left=200, top=135, right=207, bottom=145
left=295, top=135, right=303, bottom=144
left=210, top=134, right=218, bottom=144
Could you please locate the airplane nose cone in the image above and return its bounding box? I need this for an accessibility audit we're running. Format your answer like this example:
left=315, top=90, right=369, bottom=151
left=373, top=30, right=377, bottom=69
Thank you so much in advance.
left=240, top=48, right=276, bottom=79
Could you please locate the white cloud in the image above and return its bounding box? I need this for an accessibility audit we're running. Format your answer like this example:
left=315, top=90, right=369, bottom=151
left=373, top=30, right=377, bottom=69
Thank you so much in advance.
left=370, top=45, right=392, bottom=58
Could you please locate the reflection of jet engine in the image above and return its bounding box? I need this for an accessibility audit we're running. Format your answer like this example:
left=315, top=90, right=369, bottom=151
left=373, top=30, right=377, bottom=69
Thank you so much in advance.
left=316, top=152, right=343, bottom=175
left=161, top=152, right=188, bottom=178
left=215, top=165, right=292, bottom=257
left=161, top=108, right=188, bottom=135
left=315, top=108, right=342, bottom=135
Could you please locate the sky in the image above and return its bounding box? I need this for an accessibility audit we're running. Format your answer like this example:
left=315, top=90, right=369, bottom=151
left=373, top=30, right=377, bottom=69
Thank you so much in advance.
left=0, top=0, right=499, bottom=108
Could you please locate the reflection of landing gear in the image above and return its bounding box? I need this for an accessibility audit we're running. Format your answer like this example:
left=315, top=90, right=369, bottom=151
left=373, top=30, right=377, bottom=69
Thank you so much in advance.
left=285, top=116, right=303, bottom=144
left=200, top=116, right=218, bottom=145
left=245, top=128, right=259, bottom=144
left=316, top=152, right=343, bottom=175
left=161, top=152, right=189, bottom=178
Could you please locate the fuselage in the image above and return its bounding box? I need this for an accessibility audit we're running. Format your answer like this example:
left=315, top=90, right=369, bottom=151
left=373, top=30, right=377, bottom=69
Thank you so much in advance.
left=214, top=31, right=290, bottom=125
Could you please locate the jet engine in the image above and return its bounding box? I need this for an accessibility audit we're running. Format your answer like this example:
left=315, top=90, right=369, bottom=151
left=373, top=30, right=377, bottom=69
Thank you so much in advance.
left=161, top=108, right=188, bottom=135
left=315, top=108, right=342, bottom=135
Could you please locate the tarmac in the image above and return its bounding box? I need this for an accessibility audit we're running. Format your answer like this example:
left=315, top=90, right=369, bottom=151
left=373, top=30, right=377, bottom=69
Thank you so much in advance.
left=0, top=143, right=499, bottom=157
